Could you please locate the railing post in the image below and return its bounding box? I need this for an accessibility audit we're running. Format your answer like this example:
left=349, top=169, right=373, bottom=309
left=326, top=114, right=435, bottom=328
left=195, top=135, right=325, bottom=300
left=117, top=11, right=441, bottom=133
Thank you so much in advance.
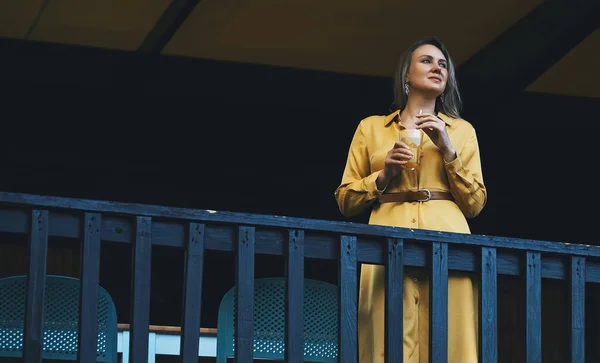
left=285, top=229, right=305, bottom=363
left=525, top=251, right=542, bottom=363
left=235, top=226, right=255, bottom=363
left=339, top=235, right=358, bottom=363
left=430, top=242, right=448, bottom=363
left=130, top=216, right=153, bottom=363
left=570, top=256, right=585, bottom=363
left=385, top=238, right=403, bottom=363
left=24, top=210, right=49, bottom=363
left=481, top=247, right=498, bottom=363
left=180, top=223, right=205, bottom=363
left=78, top=213, right=102, bottom=363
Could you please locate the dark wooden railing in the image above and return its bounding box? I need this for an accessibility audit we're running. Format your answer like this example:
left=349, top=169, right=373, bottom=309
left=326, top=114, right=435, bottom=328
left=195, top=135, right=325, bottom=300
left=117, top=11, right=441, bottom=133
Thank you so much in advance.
left=0, top=191, right=597, bottom=363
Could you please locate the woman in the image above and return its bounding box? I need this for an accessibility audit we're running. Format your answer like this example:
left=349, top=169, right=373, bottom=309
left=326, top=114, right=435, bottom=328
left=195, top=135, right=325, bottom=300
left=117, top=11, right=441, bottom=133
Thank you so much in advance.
left=334, top=36, right=487, bottom=363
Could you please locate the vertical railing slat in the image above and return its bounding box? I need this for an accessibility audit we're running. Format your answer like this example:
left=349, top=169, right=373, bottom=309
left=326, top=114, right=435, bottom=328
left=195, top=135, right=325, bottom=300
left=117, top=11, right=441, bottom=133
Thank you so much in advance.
left=430, top=242, right=448, bottom=363
left=481, top=247, right=498, bottom=363
left=385, top=238, right=403, bottom=363
left=130, top=216, right=152, bottom=363
left=235, top=226, right=255, bottom=363
left=570, top=256, right=585, bottom=363
left=78, top=213, right=102, bottom=363
left=285, top=229, right=305, bottom=363
left=180, top=223, right=205, bottom=363
left=526, top=251, right=542, bottom=363
left=23, top=210, right=49, bottom=363
left=339, top=235, right=358, bottom=363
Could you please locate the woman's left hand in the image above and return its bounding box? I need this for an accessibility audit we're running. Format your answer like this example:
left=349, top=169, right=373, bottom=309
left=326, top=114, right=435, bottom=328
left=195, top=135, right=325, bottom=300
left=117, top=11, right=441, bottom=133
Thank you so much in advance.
left=415, top=113, right=457, bottom=162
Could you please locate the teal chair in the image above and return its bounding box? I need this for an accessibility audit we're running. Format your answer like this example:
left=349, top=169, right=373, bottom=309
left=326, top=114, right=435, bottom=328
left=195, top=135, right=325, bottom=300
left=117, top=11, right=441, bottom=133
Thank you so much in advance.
left=216, top=277, right=339, bottom=363
left=0, top=275, right=118, bottom=362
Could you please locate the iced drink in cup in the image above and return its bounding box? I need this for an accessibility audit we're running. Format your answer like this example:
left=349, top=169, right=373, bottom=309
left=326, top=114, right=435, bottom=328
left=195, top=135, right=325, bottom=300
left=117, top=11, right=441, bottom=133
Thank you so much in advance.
left=400, top=128, right=422, bottom=170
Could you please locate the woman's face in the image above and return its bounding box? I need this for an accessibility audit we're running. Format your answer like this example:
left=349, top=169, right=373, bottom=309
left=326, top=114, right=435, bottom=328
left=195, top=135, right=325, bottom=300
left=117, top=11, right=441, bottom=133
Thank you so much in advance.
left=406, top=44, right=448, bottom=96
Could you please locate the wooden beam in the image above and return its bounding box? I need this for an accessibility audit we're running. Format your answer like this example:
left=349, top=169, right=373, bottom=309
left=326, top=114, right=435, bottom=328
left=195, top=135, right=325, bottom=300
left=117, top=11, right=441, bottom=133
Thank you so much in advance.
left=457, top=0, right=600, bottom=119
left=137, top=0, right=202, bottom=54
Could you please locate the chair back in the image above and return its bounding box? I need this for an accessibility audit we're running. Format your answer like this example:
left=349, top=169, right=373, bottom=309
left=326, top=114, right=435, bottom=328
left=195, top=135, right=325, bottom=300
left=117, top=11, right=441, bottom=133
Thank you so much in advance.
left=0, top=275, right=118, bottom=362
left=216, top=277, right=338, bottom=363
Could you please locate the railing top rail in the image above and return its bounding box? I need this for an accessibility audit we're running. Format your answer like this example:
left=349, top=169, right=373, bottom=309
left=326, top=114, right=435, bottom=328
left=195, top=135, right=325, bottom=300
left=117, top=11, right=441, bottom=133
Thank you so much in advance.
left=0, top=191, right=597, bottom=257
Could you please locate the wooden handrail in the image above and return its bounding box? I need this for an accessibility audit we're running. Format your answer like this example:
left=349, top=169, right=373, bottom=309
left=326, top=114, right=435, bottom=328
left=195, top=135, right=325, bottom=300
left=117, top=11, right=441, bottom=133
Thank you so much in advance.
left=0, top=191, right=597, bottom=257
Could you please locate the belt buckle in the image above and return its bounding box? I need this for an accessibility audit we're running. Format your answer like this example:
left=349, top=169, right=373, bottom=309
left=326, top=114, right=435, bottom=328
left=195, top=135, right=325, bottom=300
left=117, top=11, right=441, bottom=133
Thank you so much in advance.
left=417, top=189, right=431, bottom=202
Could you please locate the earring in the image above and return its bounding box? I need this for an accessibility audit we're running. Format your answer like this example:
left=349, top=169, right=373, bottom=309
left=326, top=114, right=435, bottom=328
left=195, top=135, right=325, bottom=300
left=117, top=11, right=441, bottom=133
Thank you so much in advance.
left=439, top=93, right=445, bottom=103
left=404, top=83, right=409, bottom=95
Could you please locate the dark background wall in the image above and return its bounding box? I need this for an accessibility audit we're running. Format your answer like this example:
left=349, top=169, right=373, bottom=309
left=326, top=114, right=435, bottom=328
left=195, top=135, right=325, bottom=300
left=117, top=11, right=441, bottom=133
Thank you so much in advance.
left=2, top=39, right=599, bottom=243
left=1, top=38, right=599, bottom=361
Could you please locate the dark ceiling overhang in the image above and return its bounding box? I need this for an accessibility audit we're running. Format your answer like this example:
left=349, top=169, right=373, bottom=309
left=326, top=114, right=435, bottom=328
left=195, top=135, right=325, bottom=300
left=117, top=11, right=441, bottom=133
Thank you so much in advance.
left=458, top=0, right=600, bottom=119
left=0, top=0, right=598, bottom=126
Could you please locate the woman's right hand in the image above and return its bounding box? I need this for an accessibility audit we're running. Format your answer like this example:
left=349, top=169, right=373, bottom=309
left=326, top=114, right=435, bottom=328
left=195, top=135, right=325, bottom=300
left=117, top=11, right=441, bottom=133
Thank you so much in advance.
left=376, top=141, right=413, bottom=190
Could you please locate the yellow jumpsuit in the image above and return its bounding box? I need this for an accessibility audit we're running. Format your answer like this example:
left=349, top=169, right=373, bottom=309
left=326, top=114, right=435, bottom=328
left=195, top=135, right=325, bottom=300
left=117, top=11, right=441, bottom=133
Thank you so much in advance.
left=334, top=110, right=487, bottom=363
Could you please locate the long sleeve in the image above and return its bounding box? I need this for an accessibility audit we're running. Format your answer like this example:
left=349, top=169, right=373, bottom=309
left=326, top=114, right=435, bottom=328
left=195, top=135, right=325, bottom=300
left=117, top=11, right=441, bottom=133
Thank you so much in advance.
left=334, top=121, right=384, bottom=217
left=444, top=127, right=487, bottom=218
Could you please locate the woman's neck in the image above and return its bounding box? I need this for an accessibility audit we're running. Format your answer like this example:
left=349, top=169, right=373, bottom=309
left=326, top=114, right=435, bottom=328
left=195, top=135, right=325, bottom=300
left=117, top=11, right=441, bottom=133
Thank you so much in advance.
left=399, top=96, right=436, bottom=128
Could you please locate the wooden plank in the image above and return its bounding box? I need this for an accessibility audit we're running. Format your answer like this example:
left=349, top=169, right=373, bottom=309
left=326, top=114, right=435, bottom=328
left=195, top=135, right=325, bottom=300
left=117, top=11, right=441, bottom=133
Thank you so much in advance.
left=116, top=324, right=217, bottom=335
left=285, top=229, right=304, bottom=363
left=0, top=208, right=28, bottom=233
left=339, top=235, right=358, bottom=363
left=1, top=192, right=599, bottom=258
left=526, top=252, right=542, bottom=363
left=430, top=242, right=448, bottom=363
left=180, top=223, right=205, bottom=363
left=78, top=213, right=102, bottom=363
left=23, top=209, right=49, bottom=363
left=481, top=247, right=498, bottom=363
left=570, top=256, right=585, bottom=363
left=586, top=262, right=600, bottom=284
left=385, top=238, right=403, bottom=363
left=130, top=216, right=153, bottom=363
left=235, top=226, right=255, bottom=362
left=541, top=255, right=566, bottom=280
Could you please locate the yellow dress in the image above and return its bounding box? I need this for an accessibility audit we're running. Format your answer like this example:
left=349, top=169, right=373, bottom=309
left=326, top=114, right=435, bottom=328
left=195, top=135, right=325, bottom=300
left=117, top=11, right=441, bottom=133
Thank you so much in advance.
left=334, top=110, right=487, bottom=363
